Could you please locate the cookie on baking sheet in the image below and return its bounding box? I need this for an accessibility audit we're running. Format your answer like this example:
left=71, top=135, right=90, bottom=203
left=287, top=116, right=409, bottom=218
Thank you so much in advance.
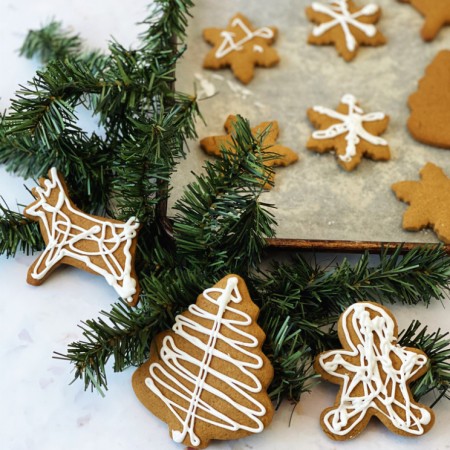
left=307, top=94, right=390, bottom=170
left=408, top=51, right=450, bottom=149
left=23, top=167, right=140, bottom=305
left=392, top=162, right=450, bottom=243
left=399, top=0, right=450, bottom=41
left=305, top=0, right=386, bottom=61
left=200, top=115, right=298, bottom=189
left=315, top=301, right=434, bottom=440
left=203, top=13, right=279, bottom=84
left=132, top=275, right=274, bottom=449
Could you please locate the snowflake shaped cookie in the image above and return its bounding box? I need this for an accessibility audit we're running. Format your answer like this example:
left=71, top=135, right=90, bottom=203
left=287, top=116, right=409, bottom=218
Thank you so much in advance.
left=306, top=0, right=386, bottom=61
left=307, top=94, right=390, bottom=170
left=399, top=0, right=450, bottom=41
left=392, top=162, right=450, bottom=243
left=315, top=302, right=434, bottom=440
left=200, top=115, right=298, bottom=189
left=203, top=13, right=279, bottom=84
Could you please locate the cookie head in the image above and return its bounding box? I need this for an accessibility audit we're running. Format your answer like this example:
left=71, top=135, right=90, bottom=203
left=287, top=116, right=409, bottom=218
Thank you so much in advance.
left=315, top=302, right=434, bottom=440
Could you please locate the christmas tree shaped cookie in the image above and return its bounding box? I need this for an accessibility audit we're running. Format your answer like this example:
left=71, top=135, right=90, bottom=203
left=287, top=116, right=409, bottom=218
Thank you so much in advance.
left=200, top=115, right=298, bottom=189
left=24, top=168, right=140, bottom=305
left=399, top=0, right=450, bottom=41
left=408, top=51, right=450, bottom=149
left=132, top=275, right=274, bottom=448
left=315, top=302, right=434, bottom=440
left=392, top=162, right=450, bottom=243
left=203, top=13, right=279, bottom=84
left=307, top=94, right=390, bottom=170
left=306, top=0, right=386, bottom=61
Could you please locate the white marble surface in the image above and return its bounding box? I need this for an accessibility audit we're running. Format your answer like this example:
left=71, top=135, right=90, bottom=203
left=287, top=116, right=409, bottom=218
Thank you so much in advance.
left=1, top=1, right=450, bottom=449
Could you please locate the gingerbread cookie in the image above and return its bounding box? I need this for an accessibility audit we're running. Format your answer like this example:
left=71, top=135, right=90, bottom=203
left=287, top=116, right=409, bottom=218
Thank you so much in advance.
left=200, top=115, right=298, bottom=189
left=203, top=13, right=279, bottom=84
left=307, top=94, right=390, bottom=170
left=399, top=0, right=450, bottom=41
left=132, top=275, right=274, bottom=449
left=24, top=168, right=140, bottom=305
left=315, top=301, right=434, bottom=440
left=305, top=0, right=386, bottom=61
left=392, top=162, right=450, bottom=243
left=408, top=51, right=450, bottom=149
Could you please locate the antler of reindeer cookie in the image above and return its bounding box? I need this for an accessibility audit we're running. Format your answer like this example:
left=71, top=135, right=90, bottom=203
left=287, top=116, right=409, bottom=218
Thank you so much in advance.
left=24, top=168, right=141, bottom=305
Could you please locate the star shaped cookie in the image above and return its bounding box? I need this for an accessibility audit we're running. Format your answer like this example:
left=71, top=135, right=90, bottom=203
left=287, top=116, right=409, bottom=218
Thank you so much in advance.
left=399, top=0, right=450, bottom=41
left=203, top=13, right=279, bottom=84
left=200, top=115, right=298, bottom=189
left=392, top=162, right=450, bottom=243
left=315, top=302, right=434, bottom=440
left=306, top=0, right=386, bottom=61
left=307, top=94, right=390, bottom=170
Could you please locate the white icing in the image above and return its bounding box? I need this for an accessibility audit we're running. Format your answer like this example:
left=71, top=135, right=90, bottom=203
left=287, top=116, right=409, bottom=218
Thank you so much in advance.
left=145, top=277, right=267, bottom=447
left=318, top=303, right=431, bottom=436
left=312, top=94, right=387, bottom=162
left=311, top=0, right=379, bottom=52
left=215, top=17, right=274, bottom=59
left=194, top=73, right=216, bottom=99
left=253, top=44, right=264, bottom=53
left=25, top=168, right=139, bottom=302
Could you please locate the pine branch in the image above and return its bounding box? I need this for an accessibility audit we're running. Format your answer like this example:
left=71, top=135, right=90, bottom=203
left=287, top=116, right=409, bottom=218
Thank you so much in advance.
left=398, top=321, right=450, bottom=406
left=173, top=115, right=276, bottom=276
left=19, top=20, right=83, bottom=63
left=0, top=201, right=44, bottom=257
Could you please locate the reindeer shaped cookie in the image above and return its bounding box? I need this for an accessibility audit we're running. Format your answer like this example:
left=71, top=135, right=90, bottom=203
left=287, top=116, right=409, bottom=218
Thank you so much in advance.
left=24, top=168, right=140, bottom=305
left=315, top=302, right=434, bottom=440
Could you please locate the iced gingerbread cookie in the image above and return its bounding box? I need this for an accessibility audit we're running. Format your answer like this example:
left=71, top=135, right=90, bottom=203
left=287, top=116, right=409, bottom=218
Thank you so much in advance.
left=203, top=13, right=279, bottom=84
left=315, top=301, right=434, bottom=440
left=307, top=94, right=390, bottom=170
left=399, top=0, right=450, bottom=41
left=306, top=0, right=386, bottom=61
left=132, top=275, right=274, bottom=449
left=408, top=51, right=450, bottom=149
left=200, top=115, right=298, bottom=189
left=392, top=162, right=450, bottom=243
left=24, top=168, right=140, bottom=305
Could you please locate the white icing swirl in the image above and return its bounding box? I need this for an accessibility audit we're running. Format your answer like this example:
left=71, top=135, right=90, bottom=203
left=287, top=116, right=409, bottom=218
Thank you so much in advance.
left=215, top=17, right=274, bottom=59
left=311, top=0, right=379, bottom=52
left=312, top=94, right=387, bottom=162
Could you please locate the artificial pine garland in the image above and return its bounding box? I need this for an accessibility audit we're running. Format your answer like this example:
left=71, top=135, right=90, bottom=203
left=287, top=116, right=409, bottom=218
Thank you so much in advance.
left=1, top=0, right=450, bottom=413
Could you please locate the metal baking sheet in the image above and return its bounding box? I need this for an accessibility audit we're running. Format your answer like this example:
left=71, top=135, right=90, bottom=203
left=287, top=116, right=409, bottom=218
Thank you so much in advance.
left=169, top=0, right=450, bottom=244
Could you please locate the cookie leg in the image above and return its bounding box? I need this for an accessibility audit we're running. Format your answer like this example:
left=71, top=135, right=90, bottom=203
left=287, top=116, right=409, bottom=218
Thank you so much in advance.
left=230, top=56, right=256, bottom=84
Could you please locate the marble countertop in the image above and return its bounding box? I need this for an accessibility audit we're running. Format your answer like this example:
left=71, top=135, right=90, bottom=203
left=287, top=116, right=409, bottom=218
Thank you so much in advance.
left=1, top=1, right=450, bottom=449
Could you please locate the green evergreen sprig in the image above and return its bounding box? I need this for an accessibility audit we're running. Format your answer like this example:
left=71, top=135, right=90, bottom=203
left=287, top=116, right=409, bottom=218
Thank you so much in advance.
left=2, top=0, right=450, bottom=416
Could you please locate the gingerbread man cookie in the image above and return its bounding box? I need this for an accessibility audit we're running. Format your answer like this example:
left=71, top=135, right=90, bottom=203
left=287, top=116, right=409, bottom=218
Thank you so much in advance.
left=24, top=167, right=140, bottom=305
left=307, top=94, right=390, bottom=170
left=399, top=0, right=450, bottom=41
left=203, top=13, right=279, bottom=84
left=392, top=162, right=450, bottom=243
left=200, top=115, right=298, bottom=189
left=315, top=301, right=434, bottom=440
left=306, top=0, right=386, bottom=61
